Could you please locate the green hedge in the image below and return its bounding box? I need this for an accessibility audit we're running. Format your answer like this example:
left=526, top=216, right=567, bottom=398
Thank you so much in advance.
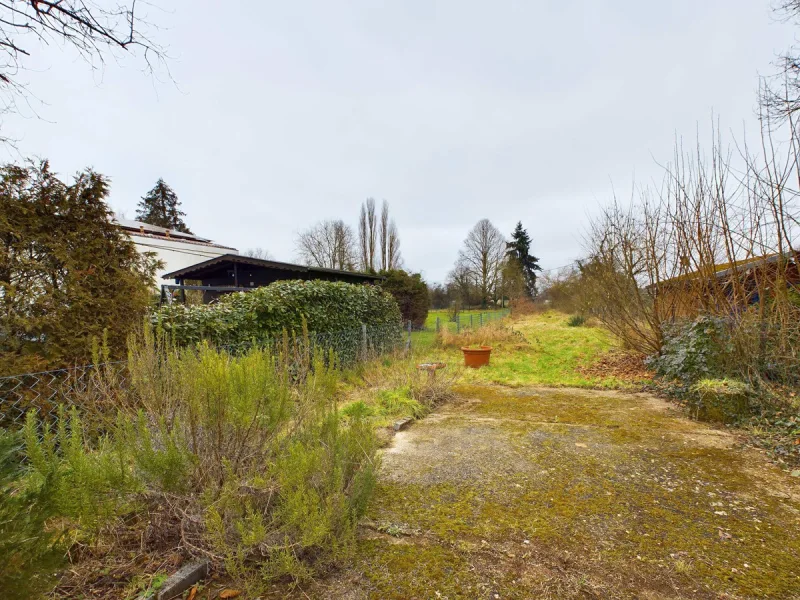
left=152, top=280, right=403, bottom=354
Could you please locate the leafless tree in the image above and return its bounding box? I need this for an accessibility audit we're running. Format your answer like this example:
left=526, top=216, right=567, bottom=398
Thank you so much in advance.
left=359, top=197, right=402, bottom=271
left=386, top=218, right=402, bottom=269
left=580, top=113, right=800, bottom=377
left=379, top=200, right=389, bottom=270
left=244, top=247, right=273, bottom=260
left=358, top=198, right=377, bottom=271
left=455, top=219, right=506, bottom=307
left=295, top=219, right=357, bottom=270
left=0, top=1, right=167, bottom=133
left=759, top=1, right=800, bottom=120
left=447, top=257, right=477, bottom=307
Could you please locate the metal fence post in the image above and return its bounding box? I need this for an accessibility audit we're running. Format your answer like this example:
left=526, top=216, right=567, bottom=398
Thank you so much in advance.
left=480, top=313, right=483, bottom=327
left=406, top=320, right=412, bottom=351
left=361, top=323, right=368, bottom=359
left=470, top=314, right=474, bottom=329
left=456, top=315, right=460, bottom=334
left=436, top=317, right=440, bottom=333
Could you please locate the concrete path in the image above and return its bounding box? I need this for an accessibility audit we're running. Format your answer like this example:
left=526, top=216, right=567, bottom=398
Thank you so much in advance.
left=321, top=384, right=800, bottom=599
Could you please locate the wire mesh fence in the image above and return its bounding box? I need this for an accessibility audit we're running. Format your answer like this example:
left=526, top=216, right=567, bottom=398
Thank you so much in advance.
left=0, top=311, right=513, bottom=430
left=0, top=323, right=404, bottom=430
left=411, top=308, right=511, bottom=334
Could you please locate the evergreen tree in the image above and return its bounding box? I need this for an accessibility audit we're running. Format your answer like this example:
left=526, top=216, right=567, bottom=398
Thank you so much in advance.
left=506, top=222, right=541, bottom=297
left=136, top=178, right=192, bottom=233
left=0, top=161, right=160, bottom=372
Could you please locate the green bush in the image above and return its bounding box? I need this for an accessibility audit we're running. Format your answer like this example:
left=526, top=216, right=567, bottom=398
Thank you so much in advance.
left=646, top=315, right=733, bottom=384
left=379, top=270, right=429, bottom=328
left=18, top=330, right=379, bottom=593
left=0, top=161, right=160, bottom=374
left=0, top=430, right=65, bottom=600
left=566, top=314, right=586, bottom=327
left=152, top=280, right=403, bottom=360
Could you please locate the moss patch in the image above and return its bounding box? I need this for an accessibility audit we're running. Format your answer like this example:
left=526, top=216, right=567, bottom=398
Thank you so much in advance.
left=333, top=384, right=800, bottom=599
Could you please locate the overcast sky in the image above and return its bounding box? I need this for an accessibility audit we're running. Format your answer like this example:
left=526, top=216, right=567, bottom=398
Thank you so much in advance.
left=2, top=0, right=797, bottom=282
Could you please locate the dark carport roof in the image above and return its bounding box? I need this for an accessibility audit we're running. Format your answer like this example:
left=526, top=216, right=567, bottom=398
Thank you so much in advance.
left=163, top=254, right=382, bottom=282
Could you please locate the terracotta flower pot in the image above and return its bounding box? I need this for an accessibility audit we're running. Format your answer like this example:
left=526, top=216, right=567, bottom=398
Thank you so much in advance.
left=461, top=345, right=492, bottom=369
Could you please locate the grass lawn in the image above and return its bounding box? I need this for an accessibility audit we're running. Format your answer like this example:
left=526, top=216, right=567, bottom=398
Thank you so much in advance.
left=412, top=310, right=647, bottom=388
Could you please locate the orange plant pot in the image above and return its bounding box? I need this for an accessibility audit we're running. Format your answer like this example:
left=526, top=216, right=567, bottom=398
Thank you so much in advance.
left=461, top=346, right=492, bottom=369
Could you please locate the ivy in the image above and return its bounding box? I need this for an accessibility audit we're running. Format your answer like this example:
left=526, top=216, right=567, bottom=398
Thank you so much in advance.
left=152, top=280, right=403, bottom=350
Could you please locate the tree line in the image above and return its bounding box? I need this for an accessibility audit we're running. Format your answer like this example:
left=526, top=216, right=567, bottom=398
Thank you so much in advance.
left=430, top=219, right=540, bottom=310
left=294, top=198, right=403, bottom=273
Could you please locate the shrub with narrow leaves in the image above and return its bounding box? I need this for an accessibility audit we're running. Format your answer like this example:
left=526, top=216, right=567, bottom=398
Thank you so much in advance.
left=0, top=430, right=65, bottom=600
left=17, top=328, right=379, bottom=594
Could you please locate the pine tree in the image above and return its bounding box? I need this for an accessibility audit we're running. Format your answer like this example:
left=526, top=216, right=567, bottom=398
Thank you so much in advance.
left=506, top=222, right=541, bottom=297
left=136, top=178, right=192, bottom=233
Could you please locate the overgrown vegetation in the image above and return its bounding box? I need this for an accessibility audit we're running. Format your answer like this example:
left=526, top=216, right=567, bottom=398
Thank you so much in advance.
left=10, top=326, right=382, bottom=597
left=343, top=352, right=460, bottom=427
left=0, top=430, right=65, bottom=600
left=0, top=161, right=160, bottom=373
left=437, top=320, right=523, bottom=349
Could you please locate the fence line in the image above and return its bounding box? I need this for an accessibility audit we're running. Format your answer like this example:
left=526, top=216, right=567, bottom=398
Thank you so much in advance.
left=0, top=322, right=403, bottom=429
left=409, top=308, right=511, bottom=335
left=0, top=310, right=512, bottom=429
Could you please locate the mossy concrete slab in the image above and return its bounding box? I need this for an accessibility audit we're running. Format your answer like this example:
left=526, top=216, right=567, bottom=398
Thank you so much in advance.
left=302, top=384, right=800, bottom=599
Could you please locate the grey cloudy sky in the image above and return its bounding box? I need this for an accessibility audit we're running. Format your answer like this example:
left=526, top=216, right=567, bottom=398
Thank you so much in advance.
left=2, top=0, right=796, bottom=282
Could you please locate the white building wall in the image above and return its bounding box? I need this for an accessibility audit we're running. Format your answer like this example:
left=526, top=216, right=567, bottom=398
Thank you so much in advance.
left=130, top=234, right=238, bottom=287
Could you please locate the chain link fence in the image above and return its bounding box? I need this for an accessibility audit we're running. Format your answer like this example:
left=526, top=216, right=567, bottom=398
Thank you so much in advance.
left=0, top=323, right=403, bottom=429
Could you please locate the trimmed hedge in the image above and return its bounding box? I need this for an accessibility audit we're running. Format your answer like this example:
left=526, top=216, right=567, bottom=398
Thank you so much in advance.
left=152, top=280, right=403, bottom=350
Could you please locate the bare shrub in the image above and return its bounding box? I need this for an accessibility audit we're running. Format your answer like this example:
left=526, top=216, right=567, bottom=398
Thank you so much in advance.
left=509, top=296, right=540, bottom=315
left=581, top=117, right=800, bottom=385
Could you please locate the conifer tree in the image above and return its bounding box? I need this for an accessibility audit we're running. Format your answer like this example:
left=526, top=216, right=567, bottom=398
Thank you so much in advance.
left=136, top=179, right=192, bottom=233
left=0, top=161, right=159, bottom=372
left=506, top=222, right=541, bottom=297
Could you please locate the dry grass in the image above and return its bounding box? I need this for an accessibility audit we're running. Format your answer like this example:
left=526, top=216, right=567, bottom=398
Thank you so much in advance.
left=436, top=321, right=527, bottom=349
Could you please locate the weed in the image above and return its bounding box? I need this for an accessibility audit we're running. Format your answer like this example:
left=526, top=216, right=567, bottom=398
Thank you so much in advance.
left=19, top=326, right=380, bottom=595
left=566, top=314, right=586, bottom=327
left=0, top=430, right=66, bottom=600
